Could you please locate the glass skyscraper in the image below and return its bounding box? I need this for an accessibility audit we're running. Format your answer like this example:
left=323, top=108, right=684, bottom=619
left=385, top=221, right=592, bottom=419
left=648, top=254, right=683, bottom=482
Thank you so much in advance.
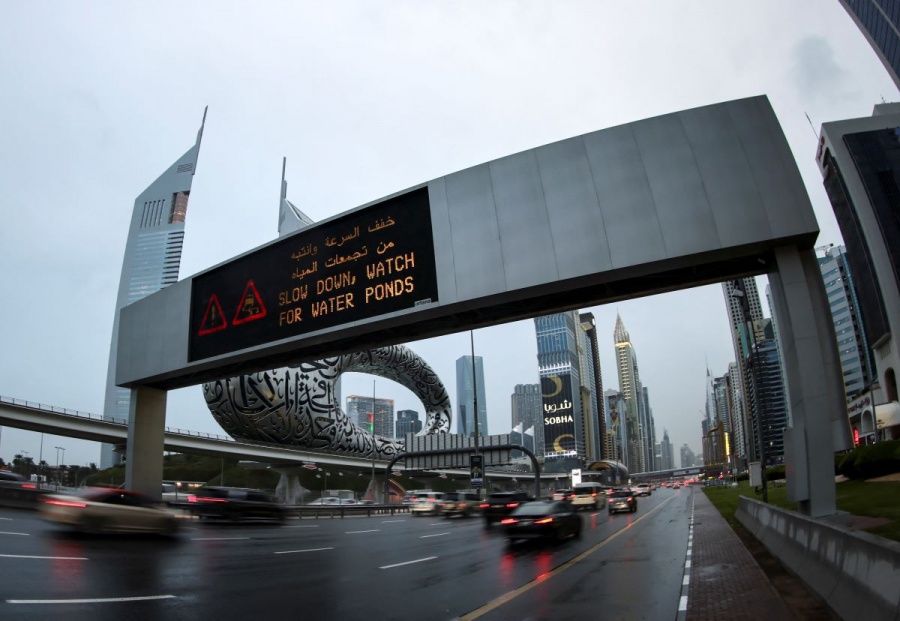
left=347, top=395, right=395, bottom=439
left=100, top=111, right=206, bottom=468
left=511, top=384, right=543, bottom=456
left=455, top=355, right=488, bottom=438
left=613, top=313, right=645, bottom=473
left=838, top=0, right=900, bottom=91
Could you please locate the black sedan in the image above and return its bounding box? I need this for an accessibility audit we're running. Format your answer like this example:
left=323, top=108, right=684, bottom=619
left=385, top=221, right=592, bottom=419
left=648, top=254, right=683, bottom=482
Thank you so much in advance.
left=500, top=500, right=582, bottom=544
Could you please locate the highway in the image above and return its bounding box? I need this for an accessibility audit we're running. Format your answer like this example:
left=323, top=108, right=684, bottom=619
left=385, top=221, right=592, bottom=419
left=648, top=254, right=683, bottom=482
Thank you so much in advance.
left=0, top=486, right=693, bottom=620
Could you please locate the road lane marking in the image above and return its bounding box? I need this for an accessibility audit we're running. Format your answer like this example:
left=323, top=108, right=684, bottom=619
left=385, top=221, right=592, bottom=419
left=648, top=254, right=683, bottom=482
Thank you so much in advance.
left=0, top=554, right=87, bottom=560
left=460, top=494, right=678, bottom=621
left=381, top=520, right=405, bottom=523
left=685, top=560, right=691, bottom=569
left=7, top=595, right=175, bottom=604
left=345, top=529, right=379, bottom=534
left=683, top=575, right=690, bottom=585
left=0, top=517, right=12, bottom=521
left=284, top=525, right=320, bottom=528
left=275, top=547, right=334, bottom=555
left=420, top=532, right=449, bottom=539
left=192, top=537, right=250, bottom=541
left=379, top=556, right=437, bottom=569
left=0, top=532, right=29, bottom=536
left=678, top=595, right=688, bottom=611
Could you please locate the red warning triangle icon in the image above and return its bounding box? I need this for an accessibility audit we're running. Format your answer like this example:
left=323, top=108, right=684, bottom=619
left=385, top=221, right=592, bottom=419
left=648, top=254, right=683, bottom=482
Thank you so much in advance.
left=233, top=279, right=268, bottom=325
left=198, top=294, right=228, bottom=336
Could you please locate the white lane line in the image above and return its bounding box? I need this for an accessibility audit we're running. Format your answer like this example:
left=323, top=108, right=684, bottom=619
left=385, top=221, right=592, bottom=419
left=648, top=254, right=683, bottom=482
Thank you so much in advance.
left=191, top=537, right=250, bottom=541
left=379, top=556, right=437, bottom=569
left=0, top=517, right=12, bottom=521
left=8, top=594, right=175, bottom=604
left=274, top=547, right=334, bottom=555
left=0, top=532, right=29, bottom=536
left=381, top=520, right=405, bottom=523
left=284, top=525, right=320, bottom=528
left=683, top=574, right=690, bottom=586
left=678, top=595, right=688, bottom=611
left=345, top=529, right=379, bottom=534
left=420, top=532, right=449, bottom=539
left=686, top=548, right=692, bottom=556
left=0, top=554, right=87, bottom=560
left=685, top=560, right=691, bottom=569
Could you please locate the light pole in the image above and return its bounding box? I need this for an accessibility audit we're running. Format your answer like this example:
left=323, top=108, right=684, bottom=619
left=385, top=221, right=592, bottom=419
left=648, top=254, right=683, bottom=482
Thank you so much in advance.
left=21, top=451, right=30, bottom=479
left=54, top=446, right=65, bottom=490
left=371, top=380, right=377, bottom=504
left=38, top=433, right=44, bottom=489
left=471, top=330, right=482, bottom=499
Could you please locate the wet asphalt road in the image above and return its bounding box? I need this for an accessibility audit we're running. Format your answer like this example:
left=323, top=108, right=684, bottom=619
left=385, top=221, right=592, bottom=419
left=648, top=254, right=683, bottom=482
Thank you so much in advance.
left=0, top=486, right=692, bottom=620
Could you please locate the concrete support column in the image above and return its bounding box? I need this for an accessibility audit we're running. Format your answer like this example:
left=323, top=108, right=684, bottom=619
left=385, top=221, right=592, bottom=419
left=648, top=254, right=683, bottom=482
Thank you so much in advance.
left=768, top=245, right=852, bottom=517
left=124, top=386, right=167, bottom=499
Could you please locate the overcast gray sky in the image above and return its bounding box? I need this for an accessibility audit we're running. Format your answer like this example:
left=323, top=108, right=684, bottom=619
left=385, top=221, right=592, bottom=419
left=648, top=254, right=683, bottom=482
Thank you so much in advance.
left=1, top=1, right=896, bottom=469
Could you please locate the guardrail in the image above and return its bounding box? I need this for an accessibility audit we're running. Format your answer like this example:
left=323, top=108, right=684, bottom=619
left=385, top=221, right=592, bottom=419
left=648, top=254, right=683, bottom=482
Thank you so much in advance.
left=172, top=502, right=411, bottom=519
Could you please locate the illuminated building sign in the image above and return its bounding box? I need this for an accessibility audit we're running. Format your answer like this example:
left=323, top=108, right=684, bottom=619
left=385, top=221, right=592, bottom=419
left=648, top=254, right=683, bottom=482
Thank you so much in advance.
left=189, top=188, right=438, bottom=361
left=541, top=374, right=577, bottom=457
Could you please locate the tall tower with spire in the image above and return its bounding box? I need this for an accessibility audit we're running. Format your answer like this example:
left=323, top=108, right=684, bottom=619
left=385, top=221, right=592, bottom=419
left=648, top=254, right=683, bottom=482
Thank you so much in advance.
left=101, top=110, right=207, bottom=468
left=613, top=313, right=645, bottom=473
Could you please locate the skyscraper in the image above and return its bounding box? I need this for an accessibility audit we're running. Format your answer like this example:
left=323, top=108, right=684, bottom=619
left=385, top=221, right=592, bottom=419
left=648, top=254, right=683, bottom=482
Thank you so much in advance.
left=578, top=312, right=605, bottom=462
left=613, top=313, right=645, bottom=473
left=603, top=389, right=625, bottom=463
left=722, top=278, right=766, bottom=462
left=838, top=0, right=900, bottom=91
left=818, top=104, right=900, bottom=417
left=396, top=409, right=422, bottom=438
left=746, top=340, right=789, bottom=465
left=535, top=312, right=584, bottom=471
left=100, top=111, right=206, bottom=468
left=680, top=443, right=696, bottom=469
left=660, top=429, right=674, bottom=471
left=456, top=355, right=488, bottom=438
left=818, top=245, right=876, bottom=401
left=346, top=396, right=395, bottom=439
left=511, top=384, right=543, bottom=456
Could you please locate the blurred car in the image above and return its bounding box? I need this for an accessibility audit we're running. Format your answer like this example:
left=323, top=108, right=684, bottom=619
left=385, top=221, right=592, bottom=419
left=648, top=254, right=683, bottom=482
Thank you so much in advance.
left=0, top=470, right=37, bottom=490
left=607, top=489, right=637, bottom=514
left=551, top=489, right=574, bottom=501
left=188, top=486, right=286, bottom=523
left=40, top=488, right=179, bottom=535
left=339, top=498, right=358, bottom=505
left=410, top=491, right=445, bottom=516
left=309, top=496, right=342, bottom=505
left=481, top=491, right=533, bottom=526
left=501, top=500, right=582, bottom=544
left=635, top=483, right=652, bottom=496
left=571, top=482, right=606, bottom=510
left=438, top=492, right=479, bottom=518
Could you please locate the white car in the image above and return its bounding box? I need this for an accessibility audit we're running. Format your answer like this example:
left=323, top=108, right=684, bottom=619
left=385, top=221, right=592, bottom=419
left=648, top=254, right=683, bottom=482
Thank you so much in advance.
left=40, top=488, right=179, bottom=535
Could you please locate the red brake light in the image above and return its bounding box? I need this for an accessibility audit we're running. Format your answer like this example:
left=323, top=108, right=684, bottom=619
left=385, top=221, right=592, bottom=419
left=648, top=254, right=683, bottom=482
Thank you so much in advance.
left=591, top=492, right=597, bottom=497
left=627, top=496, right=634, bottom=502
left=500, top=518, right=518, bottom=525
left=21, top=483, right=36, bottom=490
left=44, top=498, right=87, bottom=508
left=534, top=517, right=553, bottom=525
left=506, top=502, right=519, bottom=508
left=187, top=495, right=198, bottom=503
left=479, top=503, right=489, bottom=509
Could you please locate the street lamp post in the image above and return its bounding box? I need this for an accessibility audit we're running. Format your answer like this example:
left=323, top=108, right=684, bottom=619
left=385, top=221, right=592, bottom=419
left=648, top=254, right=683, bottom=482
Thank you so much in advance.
left=54, top=446, right=65, bottom=490
left=21, top=450, right=30, bottom=479
left=471, top=330, right=482, bottom=499
left=371, top=379, right=377, bottom=504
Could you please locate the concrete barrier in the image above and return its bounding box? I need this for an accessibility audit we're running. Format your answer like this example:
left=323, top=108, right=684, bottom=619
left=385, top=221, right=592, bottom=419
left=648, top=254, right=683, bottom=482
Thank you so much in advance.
left=736, top=496, right=900, bottom=621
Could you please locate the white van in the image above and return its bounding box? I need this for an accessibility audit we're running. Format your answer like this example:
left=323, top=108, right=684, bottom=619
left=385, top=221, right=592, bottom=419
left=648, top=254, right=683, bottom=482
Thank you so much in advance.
left=570, top=482, right=606, bottom=510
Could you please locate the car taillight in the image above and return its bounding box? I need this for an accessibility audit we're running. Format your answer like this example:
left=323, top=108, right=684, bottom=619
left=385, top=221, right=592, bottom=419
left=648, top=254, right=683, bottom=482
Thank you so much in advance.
left=21, top=483, right=36, bottom=490
left=187, top=495, right=198, bottom=503
left=500, top=518, right=518, bottom=525
left=627, top=497, right=634, bottom=502
left=194, top=496, right=228, bottom=503
left=479, top=503, right=489, bottom=509
left=44, top=498, right=87, bottom=508
left=534, top=517, right=553, bottom=525
left=506, top=502, right=519, bottom=508
left=591, top=492, right=597, bottom=497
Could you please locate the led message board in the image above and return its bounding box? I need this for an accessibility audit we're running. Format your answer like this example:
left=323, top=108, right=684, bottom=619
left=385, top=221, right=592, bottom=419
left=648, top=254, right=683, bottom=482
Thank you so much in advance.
left=189, top=187, right=438, bottom=361
left=541, top=374, right=577, bottom=457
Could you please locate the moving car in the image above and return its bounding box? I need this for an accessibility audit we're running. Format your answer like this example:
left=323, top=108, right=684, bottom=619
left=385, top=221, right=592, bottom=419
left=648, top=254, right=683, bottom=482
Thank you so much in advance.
left=409, top=491, right=445, bottom=516
left=481, top=491, right=533, bottom=526
left=551, top=489, right=574, bottom=501
left=188, top=486, right=286, bottom=523
left=635, top=483, right=652, bottom=496
left=40, top=488, right=179, bottom=535
left=571, top=482, right=606, bottom=510
left=501, top=500, right=582, bottom=544
left=607, top=489, right=637, bottom=514
left=438, top=492, right=479, bottom=518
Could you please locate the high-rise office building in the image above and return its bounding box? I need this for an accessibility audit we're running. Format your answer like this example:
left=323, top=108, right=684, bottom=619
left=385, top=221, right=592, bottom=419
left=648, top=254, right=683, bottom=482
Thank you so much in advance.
left=603, top=389, right=625, bottom=463
left=613, top=313, right=646, bottom=473
left=746, top=340, right=789, bottom=465
left=818, top=245, right=876, bottom=400
left=347, top=396, right=395, bottom=439
left=396, top=409, right=422, bottom=438
left=511, top=384, right=543, bottom=456
left=818, top=104, right=900, bottom=429
left=641, top=385, right=656, bottom=471
left=722, top=278, right=766, bottom=462
left=660, top=429, right=674, bottom=471
left=535, top=312, right=584, bottom=471
left=456, top=355, right=488, bottom=438
left=727, top=362, right=747, bottom=464
left=578, top=312, right=605, bottom=462
left=680, top=443, right=696, bottom=468
left=100, top=111, right=206, bottom=468
left=838, top=0, right=900, bottom=91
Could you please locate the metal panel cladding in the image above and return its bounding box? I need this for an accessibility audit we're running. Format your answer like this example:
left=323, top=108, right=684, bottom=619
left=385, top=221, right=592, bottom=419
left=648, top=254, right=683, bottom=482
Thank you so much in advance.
left=541, top=374, right=577, bottom=457
left=189, top=188, right=438, bottom=361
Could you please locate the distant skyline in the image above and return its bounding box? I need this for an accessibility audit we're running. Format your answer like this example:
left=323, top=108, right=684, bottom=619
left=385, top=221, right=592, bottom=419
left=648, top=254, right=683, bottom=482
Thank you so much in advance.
left=1, top=2, right=897, bottom=468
